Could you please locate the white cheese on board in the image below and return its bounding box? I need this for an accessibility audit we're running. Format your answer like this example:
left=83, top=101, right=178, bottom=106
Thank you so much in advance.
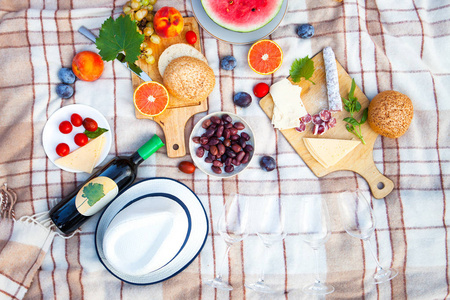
left=270, top=78, right=308, bottom=130
left=55, top=134, right=106, bottom=173
left=303, top=138, right=360, bottom=168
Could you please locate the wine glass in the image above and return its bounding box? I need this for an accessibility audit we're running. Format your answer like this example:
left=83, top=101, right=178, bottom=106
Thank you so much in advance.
left=298, top=195, right=335, bottom=295
left=205, top=194, right=249, bottom=290
left=245, top=197, right=286, bottom=293
left=338, top=190, right=398, bottom=284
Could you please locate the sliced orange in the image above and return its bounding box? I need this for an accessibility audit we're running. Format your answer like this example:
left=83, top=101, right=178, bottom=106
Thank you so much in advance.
left=248, top=40, right=283, bottom=75
left=133, top=81, right=169, bottom=117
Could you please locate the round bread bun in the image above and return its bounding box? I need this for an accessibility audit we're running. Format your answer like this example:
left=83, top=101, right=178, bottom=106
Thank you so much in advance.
left=158, top=44, right=207, bottom=77
left=368, top=90, right=413, bottom=138
left=163, top=56, right=215, bottom=103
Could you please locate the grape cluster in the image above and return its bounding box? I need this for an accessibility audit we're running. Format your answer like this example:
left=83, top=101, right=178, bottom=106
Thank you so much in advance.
left=122, top=0, right=161, bottom=64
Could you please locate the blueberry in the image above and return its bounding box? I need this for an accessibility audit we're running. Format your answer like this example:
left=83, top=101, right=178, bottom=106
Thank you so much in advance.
left=220, top=56, right=237, bottom=71
left=297, top=24, right=314, bottom=39
left=260, top=156, right=276, bottom=172
left=233, top=92, right=252, bottom=108
left=58, top=68, right=76, bottom=84
left=56, top=84, right=74, bottom=99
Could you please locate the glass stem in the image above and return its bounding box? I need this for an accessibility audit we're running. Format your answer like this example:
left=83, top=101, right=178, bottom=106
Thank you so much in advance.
left=216, top=244, right=232, bottom=280
left=258, top=245, right=270, bottom=283
left=365, top=238, right=383, bottom=270
left=313, top=247, right=321, bottom=284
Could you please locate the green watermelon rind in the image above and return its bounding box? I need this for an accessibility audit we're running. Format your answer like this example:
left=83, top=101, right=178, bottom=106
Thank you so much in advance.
left=201, top=0, right=284, bottom=33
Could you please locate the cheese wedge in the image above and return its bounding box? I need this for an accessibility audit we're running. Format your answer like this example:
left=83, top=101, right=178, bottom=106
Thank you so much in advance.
left=270, top=78, right=308, bottom=130
left=303, top=138, right=360, bottom=168
left=55, top=134, right=106, bottom=173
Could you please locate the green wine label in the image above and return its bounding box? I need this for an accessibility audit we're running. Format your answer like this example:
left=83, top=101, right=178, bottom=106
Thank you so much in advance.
left=75, top=177, right=119, bottom=216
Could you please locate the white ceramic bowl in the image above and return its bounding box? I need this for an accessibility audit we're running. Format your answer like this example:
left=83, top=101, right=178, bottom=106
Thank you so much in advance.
left=189, top=112, right=255, bottom=178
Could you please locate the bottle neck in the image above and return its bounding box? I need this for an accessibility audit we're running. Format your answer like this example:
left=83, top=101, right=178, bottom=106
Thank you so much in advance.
left=130, top=151, right=145, bottom=166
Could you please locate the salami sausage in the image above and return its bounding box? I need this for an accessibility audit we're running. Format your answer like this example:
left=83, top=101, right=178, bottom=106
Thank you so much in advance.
left=323, top=47, right=342, bottom=111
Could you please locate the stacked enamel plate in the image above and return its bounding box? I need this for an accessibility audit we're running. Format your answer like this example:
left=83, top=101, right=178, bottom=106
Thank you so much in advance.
left=96, top=178, right=208, bottom=284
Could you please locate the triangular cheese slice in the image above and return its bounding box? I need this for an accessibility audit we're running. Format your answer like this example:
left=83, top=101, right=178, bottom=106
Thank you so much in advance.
left=303, top=138, right=360, bottom=168
left=304, top=139, right=330, bottom=168
left=56, top=134, right=106, bottom=173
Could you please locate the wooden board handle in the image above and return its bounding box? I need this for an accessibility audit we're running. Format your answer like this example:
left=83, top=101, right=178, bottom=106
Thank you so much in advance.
left=356, top=162, right=394, bottom=199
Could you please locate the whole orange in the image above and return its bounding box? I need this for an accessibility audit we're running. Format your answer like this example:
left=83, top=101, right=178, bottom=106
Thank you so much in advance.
left=153, top=7, right=184, bottom=38
left=72, top=51, right=104, bottom=81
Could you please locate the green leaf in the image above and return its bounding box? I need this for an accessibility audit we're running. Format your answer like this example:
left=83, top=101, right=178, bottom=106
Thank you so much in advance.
left=344, top=117, right=360, bottom=127
left=355, top=101, right=361, bottom=113
left=84, top=127, right=108, bottom=139
left=82, top=183, right=105, bottom=206
left=346, top=124, right=354, bottom=132
left=290, top=56, right=315, bottom=83
left=359, top=108, right=368, bottom=124
left=349, top=78, right=356, bottom=98
left=95, top=15, right=144, bottom=64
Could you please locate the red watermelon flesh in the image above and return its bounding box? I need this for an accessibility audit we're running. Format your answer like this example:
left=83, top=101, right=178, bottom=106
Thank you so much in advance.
left=201, top=0, right=284, bottom=33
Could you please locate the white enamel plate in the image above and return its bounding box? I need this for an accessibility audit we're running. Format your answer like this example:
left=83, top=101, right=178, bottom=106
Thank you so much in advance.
left=42, top=104, right=112, bottom=173
left=191, top=0, right=289, bottom=44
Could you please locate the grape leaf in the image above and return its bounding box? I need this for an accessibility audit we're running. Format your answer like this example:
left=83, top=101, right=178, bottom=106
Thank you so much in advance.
left=95, top=15, right=144, bottom=64
left=289, top=56, right=315, bottom=84
left=82, top=183, right=105, bottom=206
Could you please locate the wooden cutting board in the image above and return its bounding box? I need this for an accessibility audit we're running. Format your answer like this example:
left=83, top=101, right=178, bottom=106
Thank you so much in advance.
left=259, top=51, right=394, bottom=199
left=131, top=17, right=208, bottom=158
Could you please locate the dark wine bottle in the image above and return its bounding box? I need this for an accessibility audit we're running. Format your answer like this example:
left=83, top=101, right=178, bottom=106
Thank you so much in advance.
left=49, top=134, right=164, bottom=235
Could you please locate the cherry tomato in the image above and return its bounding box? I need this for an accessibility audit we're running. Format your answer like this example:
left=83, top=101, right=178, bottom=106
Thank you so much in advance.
left=82, top=118, right=98, bottom=132
left=185, top=31, right=197, bottom=45
left=56, top=143, right=70, bottom=156
left=74, top=133, right=88, bottom=146
left=71, top=113, right=83, bottom=127
left=178, top=161, right=196, bottom=174
left=253, top=82, right=269, bottom=98
left=59, top=121, right=73, bottom=134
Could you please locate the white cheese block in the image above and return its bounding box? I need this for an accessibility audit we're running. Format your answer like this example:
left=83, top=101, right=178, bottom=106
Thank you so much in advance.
left=55, top=134, right=106, bottom=173
left=270, top=78, right=308, bottom=130
left=303, top=138, right=361, bottom=168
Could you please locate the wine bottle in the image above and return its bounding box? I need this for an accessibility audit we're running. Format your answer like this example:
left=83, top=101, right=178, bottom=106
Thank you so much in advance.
left=49, top=134, right=164, bottom=235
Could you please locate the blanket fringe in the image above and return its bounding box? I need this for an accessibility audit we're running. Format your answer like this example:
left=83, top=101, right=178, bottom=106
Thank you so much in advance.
left=1, top=183, right=16, bottom=219
left=2, top=182, right=78, bottom=239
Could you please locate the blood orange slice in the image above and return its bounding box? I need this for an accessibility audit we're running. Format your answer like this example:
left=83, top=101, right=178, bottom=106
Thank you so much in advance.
left=133, top=82, right=169, bottom=117
left=248, top=40, right=283, bottom=75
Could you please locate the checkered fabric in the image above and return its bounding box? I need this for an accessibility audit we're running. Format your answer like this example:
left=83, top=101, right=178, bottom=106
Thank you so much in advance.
left=0, top=0, right=448, bottom=299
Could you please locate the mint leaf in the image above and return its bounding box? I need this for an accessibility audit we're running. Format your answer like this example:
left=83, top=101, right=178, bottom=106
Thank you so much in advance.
left=84, top=127, right=108, bottom=139
left=96, top=15, right=144, bottom=64
left=290, top=56, right=315, bottom=84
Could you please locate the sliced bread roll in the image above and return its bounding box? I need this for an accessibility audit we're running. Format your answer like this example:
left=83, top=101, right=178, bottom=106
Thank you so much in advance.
left=158, top=43, right=207, bottom=77
left=163, top=56, right=215, bottom=103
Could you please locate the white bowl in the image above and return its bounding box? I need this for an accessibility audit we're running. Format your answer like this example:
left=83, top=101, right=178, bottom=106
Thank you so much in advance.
left=189, top=112, right=255, bottom=178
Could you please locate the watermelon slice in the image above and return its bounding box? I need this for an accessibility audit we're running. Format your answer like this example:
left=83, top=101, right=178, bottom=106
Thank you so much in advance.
left=201, top=0, right=284, bottom=33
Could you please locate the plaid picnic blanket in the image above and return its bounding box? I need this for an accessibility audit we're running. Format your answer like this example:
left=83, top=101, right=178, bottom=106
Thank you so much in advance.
left=0, top=0, right=449, bottom=299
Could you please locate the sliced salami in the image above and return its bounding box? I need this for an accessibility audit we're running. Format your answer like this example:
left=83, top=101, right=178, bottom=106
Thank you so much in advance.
left=312, top=114, right=323, bottom=125
left=300, top=113, right=312, bottom=124
left=313, top=124, right=319, bottom=135
left=319, top=109, right=332, bottom=122
left=295, top=122, right=306, bottom=132
left=327, top=117, right=337, bottom=128
left=317, top=124, right=328, bottom=135
left=323, top=47, right=342, bottom=111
